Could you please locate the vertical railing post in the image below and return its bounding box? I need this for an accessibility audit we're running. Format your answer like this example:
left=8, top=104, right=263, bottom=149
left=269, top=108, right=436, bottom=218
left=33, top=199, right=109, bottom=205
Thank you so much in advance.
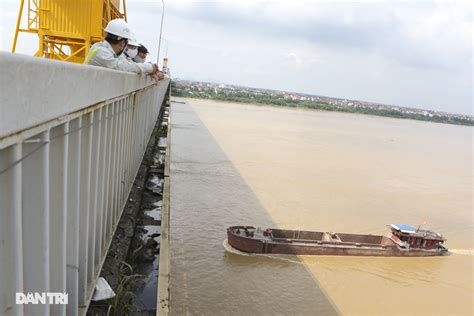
left=109, top=100, right=119, bottom=236
left=0, top=144, right=24, bottom=316
left=118, top=99, right=125, bottom=221
left=96, top=105, right=109, bottom=265
left=78, top=112, right=94, bottom=306
left=66, top=117, right=82, bottom=315
left=49, top=122, right=69, bottom=316
left=88, top=107, right=102, bottom=285
left=102, top=102, right=114, bottom=251
left=22, top=130, right=51, bottom=316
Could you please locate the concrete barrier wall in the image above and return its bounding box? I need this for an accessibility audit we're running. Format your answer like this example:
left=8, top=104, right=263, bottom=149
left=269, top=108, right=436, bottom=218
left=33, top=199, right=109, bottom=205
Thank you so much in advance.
left=0, top=52, right=159, bottom=140
left=0, top=52, right=170, bottom=316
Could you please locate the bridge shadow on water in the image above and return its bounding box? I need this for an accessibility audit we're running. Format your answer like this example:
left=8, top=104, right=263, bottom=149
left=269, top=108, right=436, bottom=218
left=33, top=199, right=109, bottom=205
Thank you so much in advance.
left=169, top=99, right=339, bottom=315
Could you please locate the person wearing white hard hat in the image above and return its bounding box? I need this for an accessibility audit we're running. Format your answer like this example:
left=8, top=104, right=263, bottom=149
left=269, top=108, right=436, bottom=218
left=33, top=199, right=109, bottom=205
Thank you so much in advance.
left=123, top=36, right=139, bottom=61
left=84, top=19, right=158, bottom=76
left=134, top=44, right=149, bottom=63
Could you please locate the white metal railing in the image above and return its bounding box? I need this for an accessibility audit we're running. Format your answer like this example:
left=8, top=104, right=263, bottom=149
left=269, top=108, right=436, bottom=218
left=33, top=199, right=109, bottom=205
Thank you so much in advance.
left=0, top=52, right=170, bottom=315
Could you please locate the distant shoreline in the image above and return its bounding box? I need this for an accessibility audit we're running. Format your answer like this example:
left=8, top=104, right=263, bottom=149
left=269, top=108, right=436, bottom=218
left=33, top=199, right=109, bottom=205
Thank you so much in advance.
left=171, top=81, right=473, bottom=127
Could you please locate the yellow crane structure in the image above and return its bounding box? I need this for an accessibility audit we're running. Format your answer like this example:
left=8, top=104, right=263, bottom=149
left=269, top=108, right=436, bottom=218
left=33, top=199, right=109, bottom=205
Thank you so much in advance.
left=12, top=0, right=128, bottom=63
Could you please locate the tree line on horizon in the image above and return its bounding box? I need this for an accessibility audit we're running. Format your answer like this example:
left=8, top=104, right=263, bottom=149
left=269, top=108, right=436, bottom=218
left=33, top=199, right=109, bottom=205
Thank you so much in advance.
left=171, top=81, right=473, bottom=127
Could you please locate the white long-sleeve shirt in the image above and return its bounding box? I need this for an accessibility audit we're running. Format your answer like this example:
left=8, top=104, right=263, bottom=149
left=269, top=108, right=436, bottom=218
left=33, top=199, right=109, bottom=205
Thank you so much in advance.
left=84, top=41, right=154, bottom=75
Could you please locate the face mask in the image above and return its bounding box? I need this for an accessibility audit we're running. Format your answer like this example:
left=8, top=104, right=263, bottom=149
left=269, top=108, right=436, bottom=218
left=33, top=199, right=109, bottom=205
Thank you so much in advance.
left=134, top=56, right=145, bottom=63
left=126, top=48, right=138, bottom=59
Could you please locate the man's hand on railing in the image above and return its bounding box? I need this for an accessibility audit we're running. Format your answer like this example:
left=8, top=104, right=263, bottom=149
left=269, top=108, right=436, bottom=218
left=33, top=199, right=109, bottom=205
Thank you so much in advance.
left=151, top=71, right=165, bottom=84
left=151, top=63, right=159, bottom=74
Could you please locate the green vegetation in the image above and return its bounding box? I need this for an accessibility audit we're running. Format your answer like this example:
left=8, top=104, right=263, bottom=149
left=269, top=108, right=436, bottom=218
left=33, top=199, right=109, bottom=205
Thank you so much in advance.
left=171, top=81, right=473, bottom=126
left=106, top=261, right=143, bottom=316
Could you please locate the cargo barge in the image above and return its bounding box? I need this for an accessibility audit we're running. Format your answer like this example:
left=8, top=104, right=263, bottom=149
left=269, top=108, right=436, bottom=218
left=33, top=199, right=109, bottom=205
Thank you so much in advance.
left=227, top=224, right=448, bottom=257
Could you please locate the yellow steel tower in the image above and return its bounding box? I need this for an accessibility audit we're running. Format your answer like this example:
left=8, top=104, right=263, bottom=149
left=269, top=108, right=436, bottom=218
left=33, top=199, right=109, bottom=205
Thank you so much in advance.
left=12, top=0, right=127, bottom=63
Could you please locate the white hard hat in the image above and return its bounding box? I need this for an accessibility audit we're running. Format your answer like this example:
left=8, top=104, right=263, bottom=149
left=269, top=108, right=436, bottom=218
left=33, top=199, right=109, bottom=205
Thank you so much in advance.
left=104, top=19, right=133, bottom=40
left=128, top=35, right=139, bottom=47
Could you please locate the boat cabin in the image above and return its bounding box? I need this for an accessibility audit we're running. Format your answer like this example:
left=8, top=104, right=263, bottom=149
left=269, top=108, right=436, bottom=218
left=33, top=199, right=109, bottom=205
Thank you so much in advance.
left=388, top=224, right=446, bottom=249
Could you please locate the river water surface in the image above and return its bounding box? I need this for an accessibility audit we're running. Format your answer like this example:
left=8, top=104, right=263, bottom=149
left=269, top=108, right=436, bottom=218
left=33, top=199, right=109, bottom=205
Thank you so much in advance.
left=169, top=98, right=473, bottom=315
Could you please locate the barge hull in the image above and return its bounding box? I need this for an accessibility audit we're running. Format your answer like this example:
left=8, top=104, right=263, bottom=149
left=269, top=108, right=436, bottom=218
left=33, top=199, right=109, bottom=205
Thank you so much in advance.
left=227, top=226, right=447, bottom=257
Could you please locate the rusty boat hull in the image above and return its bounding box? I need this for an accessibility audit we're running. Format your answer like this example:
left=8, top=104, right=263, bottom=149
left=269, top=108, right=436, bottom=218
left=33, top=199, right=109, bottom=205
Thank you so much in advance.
left=227, top=226, right=448, bottom=257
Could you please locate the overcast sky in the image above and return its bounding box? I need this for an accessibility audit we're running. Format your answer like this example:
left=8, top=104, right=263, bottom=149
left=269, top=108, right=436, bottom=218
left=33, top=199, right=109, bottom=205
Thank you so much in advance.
left=1, top=0, right=472, bottom=114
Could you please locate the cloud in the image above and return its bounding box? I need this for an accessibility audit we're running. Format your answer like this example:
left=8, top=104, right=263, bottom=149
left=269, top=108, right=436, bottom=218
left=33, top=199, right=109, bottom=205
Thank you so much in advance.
left=165, top=0, right=472, bottom=72
left=1, top=0, right=472, bottom=114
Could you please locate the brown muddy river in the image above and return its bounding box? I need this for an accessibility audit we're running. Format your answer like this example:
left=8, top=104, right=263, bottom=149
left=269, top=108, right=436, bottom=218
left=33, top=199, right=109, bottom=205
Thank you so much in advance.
left=169, top=98, right=473, bottom=315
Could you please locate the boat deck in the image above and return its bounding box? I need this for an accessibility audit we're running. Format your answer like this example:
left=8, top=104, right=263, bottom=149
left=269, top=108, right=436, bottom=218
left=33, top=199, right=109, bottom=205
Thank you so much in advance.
left=232, top=227, right=393, bottom=248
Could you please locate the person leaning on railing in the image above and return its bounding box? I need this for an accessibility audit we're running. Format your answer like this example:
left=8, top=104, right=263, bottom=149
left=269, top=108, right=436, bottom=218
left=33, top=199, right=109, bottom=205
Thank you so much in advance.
left=84, top=19, right=164, bottom=82
left=122, top=36, right=140, bottom=61
left=133, top=44, right=165, bottom=82
left=121, top=37, right=165, bottom=82
left=134, top=44, right=149, bottom=63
